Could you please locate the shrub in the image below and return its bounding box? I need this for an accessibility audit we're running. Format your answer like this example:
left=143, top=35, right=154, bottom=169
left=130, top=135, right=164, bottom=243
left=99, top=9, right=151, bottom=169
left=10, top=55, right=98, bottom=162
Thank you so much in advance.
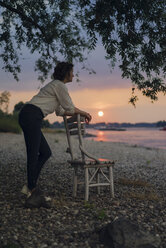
left=0, top=115, right=21, bottom=133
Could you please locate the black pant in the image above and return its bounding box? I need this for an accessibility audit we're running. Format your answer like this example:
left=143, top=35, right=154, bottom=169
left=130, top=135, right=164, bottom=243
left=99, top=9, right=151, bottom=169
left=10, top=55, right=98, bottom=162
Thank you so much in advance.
left=19, top=104, right=52, bottom=190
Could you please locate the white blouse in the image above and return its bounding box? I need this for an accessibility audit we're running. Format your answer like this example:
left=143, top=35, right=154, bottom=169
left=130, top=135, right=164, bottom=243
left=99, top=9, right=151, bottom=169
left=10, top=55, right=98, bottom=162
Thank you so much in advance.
left=28, top=80, right=75, bottom=117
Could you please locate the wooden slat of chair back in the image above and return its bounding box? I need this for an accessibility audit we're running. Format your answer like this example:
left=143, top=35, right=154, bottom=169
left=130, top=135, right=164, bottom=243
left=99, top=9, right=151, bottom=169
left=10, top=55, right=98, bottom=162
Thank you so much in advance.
left=63, top=114, right=85, bottom=161
left=67, top=115, right=85, bottom=123
left=67, top=115, right=85, bottom=136
left=70, top=129, right=85, bottom=136
left=68, top=123, right=84, bottom=130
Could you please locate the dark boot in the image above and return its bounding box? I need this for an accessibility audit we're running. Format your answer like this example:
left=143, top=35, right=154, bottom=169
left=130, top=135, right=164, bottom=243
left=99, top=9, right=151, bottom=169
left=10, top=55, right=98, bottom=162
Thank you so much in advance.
left=24, top=188, right=50, bottom=209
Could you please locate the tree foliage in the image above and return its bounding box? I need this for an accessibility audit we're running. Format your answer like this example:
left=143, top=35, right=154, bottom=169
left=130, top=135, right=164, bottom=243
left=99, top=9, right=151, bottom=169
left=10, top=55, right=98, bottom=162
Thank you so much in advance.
left=0, top=0, right=166, bottom=104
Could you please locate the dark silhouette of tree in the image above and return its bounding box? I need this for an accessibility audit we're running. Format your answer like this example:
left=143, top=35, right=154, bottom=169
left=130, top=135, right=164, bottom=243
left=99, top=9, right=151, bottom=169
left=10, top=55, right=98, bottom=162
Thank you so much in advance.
left=156, top=120, right=166, bottom=127
left=13, top=101, right=24, bottom=114
left=42, top=119, right=50, bottom=128
left=0, top=0, right=166, bottom=104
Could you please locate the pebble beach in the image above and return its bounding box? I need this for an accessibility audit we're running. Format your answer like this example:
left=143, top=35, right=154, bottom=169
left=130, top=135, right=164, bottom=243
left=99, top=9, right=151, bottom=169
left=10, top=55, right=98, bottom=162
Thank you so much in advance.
left=0, top=132, right=166, bottom=248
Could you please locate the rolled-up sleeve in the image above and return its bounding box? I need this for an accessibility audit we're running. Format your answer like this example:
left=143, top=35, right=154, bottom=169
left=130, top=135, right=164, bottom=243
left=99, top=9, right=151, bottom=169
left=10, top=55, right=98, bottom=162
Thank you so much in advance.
left=54, top=82, right=75, bottom=116
left=55, top=105, right=65, bottom=116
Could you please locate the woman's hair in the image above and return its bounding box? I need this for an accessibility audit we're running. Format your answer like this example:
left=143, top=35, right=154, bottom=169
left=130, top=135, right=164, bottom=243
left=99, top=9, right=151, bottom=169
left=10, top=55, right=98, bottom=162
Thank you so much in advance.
left=53, top=62, right=73, bottom=81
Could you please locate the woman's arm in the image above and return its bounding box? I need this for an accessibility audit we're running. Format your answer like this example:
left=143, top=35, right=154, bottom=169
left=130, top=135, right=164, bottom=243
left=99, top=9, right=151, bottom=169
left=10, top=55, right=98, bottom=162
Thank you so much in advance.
left=64, top=107, right=92, bottom=124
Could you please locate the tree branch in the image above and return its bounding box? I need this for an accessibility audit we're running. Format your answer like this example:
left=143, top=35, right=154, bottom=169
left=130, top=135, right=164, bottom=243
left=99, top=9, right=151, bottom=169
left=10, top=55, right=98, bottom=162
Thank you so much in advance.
left=0, top=1, right=46, bottom=37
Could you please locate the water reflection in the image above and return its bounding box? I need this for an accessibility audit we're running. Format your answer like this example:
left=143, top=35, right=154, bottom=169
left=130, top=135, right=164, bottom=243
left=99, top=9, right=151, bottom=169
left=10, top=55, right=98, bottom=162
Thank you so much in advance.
left=97, top=131, right=107, bottom=142
left=86, top=128, right=166, bottom=149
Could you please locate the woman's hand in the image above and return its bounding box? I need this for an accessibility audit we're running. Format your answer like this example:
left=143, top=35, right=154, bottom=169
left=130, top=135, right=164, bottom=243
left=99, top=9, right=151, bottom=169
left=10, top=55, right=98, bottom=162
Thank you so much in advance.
left=85, top=113, right=92, bottom=124
left=73, top=107, right=92, bottom=123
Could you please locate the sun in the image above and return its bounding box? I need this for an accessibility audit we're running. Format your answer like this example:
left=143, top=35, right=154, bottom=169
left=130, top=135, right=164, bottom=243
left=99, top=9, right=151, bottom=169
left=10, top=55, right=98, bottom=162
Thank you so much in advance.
left=98, top=111, right=104, bottom=117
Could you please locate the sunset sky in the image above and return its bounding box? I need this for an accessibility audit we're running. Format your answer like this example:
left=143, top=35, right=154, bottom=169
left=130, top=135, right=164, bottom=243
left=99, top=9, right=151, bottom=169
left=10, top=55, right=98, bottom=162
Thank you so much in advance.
left=0, top=44, right=166, bottom=124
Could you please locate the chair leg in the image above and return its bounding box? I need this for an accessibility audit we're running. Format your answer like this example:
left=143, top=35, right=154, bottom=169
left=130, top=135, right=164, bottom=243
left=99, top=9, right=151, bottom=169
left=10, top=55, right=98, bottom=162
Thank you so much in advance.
left=73, top=167, right=78, bottom=197
left=109, top=166, right=114, bottom=198
left=85, top=167, right=89, bottom=201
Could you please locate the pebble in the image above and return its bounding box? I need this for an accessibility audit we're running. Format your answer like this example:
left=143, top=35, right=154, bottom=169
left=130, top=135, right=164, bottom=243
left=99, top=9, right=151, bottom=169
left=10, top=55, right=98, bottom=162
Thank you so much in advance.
left=0, top=133, right=166, bottom=248
left=40, top=244, right=48, bottom=248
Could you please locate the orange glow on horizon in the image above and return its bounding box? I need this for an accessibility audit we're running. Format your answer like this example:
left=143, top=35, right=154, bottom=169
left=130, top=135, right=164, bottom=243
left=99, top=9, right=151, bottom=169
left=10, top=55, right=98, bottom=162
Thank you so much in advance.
left=5, top=88, right=166, bottom=124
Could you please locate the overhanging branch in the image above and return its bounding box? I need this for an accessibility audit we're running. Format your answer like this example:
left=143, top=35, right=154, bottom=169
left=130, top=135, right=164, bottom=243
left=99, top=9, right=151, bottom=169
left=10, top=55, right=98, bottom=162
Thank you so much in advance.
left=0, top=1, right=46, bottom=37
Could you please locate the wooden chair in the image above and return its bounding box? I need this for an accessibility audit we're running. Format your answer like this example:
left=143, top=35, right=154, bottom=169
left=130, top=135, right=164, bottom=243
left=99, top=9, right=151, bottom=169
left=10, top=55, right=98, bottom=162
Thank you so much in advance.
left=63, top=114, right=115, bottom=201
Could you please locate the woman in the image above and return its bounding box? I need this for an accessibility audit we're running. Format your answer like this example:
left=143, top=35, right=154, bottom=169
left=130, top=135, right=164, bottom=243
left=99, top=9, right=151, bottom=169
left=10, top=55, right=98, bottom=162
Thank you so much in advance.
left=19, top=62, right=92, bottom=208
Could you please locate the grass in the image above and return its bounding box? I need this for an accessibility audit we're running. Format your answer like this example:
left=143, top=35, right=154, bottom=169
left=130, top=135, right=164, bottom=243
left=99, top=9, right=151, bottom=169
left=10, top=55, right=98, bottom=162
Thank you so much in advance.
left=96, top=208, right=108, bottom=220
left=117, top=177, right=161, bottom=201
left=84, top=201, right=108, bottom=220
left=84, top=201, right=95, bottom=209
left=146, top=160, right=151, bottom=165
left=117, top=177, right=152, bottom=188
left=125, top=191, right=160, bottom=201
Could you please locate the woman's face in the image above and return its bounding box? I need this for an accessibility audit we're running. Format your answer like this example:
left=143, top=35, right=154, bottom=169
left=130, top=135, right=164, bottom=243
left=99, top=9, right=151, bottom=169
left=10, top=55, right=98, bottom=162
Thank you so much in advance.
left=65, top=68, right=74, bottom=83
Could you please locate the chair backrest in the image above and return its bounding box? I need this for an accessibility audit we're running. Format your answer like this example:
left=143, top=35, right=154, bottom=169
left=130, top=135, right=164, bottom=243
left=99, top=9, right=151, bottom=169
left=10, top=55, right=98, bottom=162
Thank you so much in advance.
left=63, top=114, right=100, bottom=163
left=63, top=114, right=86, bottom=161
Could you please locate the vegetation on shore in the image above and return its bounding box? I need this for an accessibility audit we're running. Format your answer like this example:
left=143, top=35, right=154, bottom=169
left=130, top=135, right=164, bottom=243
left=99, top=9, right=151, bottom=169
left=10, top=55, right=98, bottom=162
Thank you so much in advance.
left=0, top=91, right=21, bottom=133
left=42, top=128, right=65, bottom=134
left=0, top=111, right=21, bottom=134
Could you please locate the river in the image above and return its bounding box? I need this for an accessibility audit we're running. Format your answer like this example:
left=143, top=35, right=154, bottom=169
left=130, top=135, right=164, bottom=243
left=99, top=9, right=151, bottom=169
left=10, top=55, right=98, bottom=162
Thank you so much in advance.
left=85, top=127, right=166, bottom=150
